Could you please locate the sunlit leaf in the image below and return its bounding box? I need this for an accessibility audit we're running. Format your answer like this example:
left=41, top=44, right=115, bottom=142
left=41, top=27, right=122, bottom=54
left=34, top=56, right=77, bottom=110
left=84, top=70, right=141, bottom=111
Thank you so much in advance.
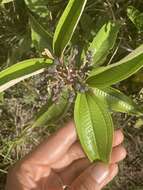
left=87, top=44, right=143, bottom=88
left=0, top=58, right=53, bottom=92
left=25, top=0, right=52, bottom=35
left=89, top=22, right=119, bottom=66
left=1, top=0, right=13, bottom=3
left=134, top=118, right=143, bottom=129
left=24, top=0, right=48, bottom=14
left=53, top=0, right=87, bottom=57
left=93, top=87, right=143, bottom=115
left=74, top=92, right=113, bottom=163
left=0, top=92, right=4, bottom=103
left=29, top=11, right=53, bottom=52
left=127, top=6, right=143, bottom=31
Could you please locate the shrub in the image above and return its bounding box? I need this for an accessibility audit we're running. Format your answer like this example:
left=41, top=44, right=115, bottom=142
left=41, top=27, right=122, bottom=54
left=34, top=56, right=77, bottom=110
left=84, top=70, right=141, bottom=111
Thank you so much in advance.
left=0, top=0, right=143, bottom=163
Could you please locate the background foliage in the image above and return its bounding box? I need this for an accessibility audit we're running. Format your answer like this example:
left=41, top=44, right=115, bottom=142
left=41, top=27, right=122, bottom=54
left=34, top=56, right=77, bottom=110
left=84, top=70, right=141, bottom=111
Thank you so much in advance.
left=0, top=0, right=143, bottom=189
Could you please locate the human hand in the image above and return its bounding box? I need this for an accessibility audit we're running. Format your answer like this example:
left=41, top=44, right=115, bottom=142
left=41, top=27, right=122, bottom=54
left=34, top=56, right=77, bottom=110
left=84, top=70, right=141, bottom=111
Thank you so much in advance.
left=6, top=121, right=126, bottom=190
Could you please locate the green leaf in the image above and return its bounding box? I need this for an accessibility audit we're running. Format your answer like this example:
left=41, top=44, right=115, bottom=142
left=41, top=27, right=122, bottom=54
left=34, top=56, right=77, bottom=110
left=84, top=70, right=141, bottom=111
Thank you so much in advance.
left=127, top=6, right=143, bottom=31
left=74, top=92, right=113, bottom=163
left=89, top=22, right=119, bottom=66
left=0, top=58, right=53, bottom=92
left=80, top=13, right=95, bottom=40
left=93, top=87, right=143, bottom=115
left=25, top=0, right=52, bottom=34
left=53, top=0, right=87, bottom=57
left=134, top=118, right=143, bottom=129
left=6, top=33, right=31, bottom=66
left=1, top=0, right=13, bottom=3
left=24, top=0, right=48, bottom=14
left=0, top=92, right=4, bottom=103
left=87, top=44, right=143, bottom=88
left=29, top=11, right=53, bottom=52
left=32, top=91, right=70, bottom=128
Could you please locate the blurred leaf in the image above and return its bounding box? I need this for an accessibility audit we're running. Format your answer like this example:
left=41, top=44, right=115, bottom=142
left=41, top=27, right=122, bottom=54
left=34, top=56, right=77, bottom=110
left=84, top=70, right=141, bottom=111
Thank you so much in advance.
left=80, top=13, right=95, bottom=40
left=88, top=21, right=119, bottom=66
left=135, top=187, right=143, bottom=190
left=127, top=6, right=143, bottom=31
left=1, top=0, right=13, bottom=3
left=24, top=0, right=48, bottom=14
left=131, top=69, right=143, bottom=83
left=0, top=0, right=30, bottom=65
left=74, top=92, right=113, bottom=163
left=6, top=33, right=31, bottom=65
left=134, top=118, right=143, bottom=128
left=47, top=0, right=67, bottom=13
left=29, top=11, right=52, bottom=52
left=25, top=0, right=51, bottom=30
left=87, top=44, right=143, bottom=88
left=0, top=58, right=53, bottom=92
left=32, top=90, right=70, bottom=128
left=93, top=87, right=143, bottom=115
left=53, top=0, right=87, bottom=57
left=0, top=92, right=4, bottom=103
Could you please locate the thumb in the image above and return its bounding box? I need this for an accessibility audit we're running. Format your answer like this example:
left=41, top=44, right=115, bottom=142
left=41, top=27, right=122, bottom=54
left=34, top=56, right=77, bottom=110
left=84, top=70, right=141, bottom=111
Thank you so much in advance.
left=71, top=162, right=118, bottom=190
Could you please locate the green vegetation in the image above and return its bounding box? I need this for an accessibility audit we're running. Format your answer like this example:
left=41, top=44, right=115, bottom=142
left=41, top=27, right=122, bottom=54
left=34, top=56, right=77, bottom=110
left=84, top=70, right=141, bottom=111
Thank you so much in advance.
left=0, top=0, right=143, bottom=189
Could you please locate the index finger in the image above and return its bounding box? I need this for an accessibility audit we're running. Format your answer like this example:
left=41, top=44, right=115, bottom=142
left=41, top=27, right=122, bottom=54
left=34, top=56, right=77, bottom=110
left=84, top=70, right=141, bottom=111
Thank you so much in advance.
left=25, top=121, right=77, bottom=165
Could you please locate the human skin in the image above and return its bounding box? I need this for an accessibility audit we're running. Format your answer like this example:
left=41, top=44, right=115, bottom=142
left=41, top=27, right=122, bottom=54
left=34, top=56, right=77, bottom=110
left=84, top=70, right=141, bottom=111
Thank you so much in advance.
left=6, top=121, right=126, bottom=190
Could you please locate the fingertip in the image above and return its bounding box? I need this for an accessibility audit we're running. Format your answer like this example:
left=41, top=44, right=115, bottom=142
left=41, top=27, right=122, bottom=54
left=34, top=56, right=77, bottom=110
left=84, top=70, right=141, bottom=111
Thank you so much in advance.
left=119, top=146, right=127, bottom=159
left=109, top=163, right=119, bottom=176
left=113, top=129, right=124, bottom=147
left=99, top=164, right=118, bottom=189
left=111, top=145, right=127, bottom=163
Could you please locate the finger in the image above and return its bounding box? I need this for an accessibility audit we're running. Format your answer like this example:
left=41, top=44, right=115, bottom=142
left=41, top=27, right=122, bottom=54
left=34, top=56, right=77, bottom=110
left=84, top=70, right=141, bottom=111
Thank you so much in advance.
left=113, top=129, right=124, bottom=147
left=52, top=142, right=86, bottom=170
left=24, top=121, right=77, bottom=165
left=59, top=144, right=126, bottom=184
left=59, top=158, right=90, bottom=185
left=110, top=145, right=127, bottom=163
left=99, top=164, right=118, bottom=189
left=70, top=162, right=118, bottom=190
left=52, top=130, right=124, bottom=170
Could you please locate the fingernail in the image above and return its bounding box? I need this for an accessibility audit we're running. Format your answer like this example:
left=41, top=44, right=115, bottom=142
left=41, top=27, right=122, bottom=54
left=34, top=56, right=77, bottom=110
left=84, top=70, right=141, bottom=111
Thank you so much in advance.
left=91, top=163, right=109, bottom=184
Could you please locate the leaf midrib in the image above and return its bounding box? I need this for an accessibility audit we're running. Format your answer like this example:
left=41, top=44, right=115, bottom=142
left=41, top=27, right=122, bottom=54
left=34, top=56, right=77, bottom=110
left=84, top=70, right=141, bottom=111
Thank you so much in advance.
left=86, top=93, right=108, bottom=160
